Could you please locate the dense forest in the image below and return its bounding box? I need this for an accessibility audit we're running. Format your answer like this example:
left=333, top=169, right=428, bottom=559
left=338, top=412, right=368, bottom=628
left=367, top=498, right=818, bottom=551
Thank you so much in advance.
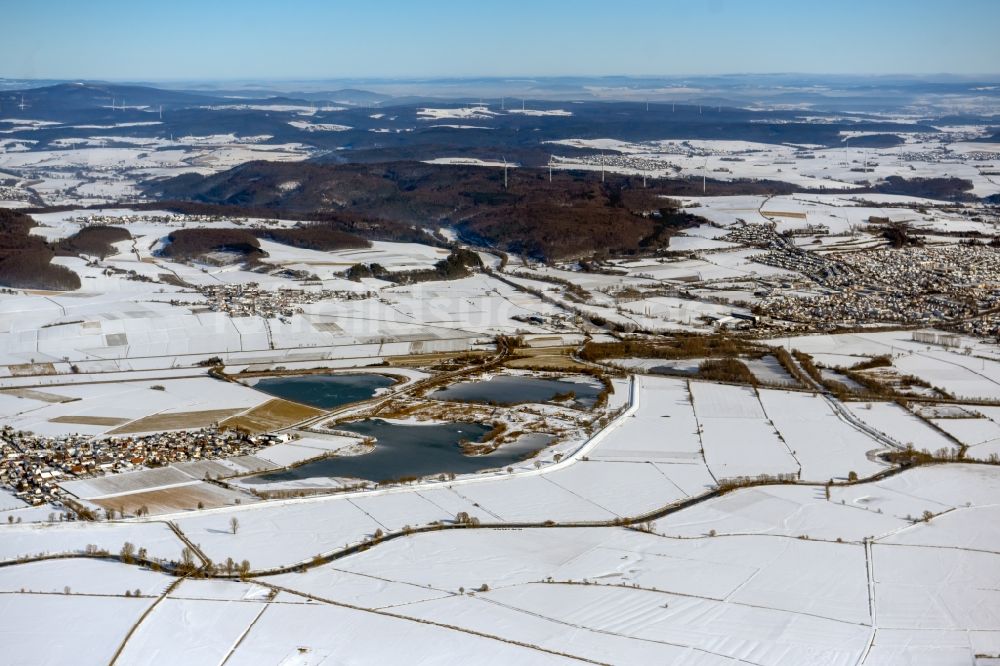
left=841, top=134, right=904, bottom=149
left=160, top=228, right=268, bottom=262
left=112, top=202, right=442, bottom=248
left=0, top=209, right=81, bottom=290
left=158, top=219, right=389, bottom=263
left=257, top=224, right=371, bottom=252
left=160, top=222, right=379, bottom=263
left=148, top=161, right=734, bottom=259
left=55, top=225, right=131, bottom=259
left=874, top=176, right=975, bottom=200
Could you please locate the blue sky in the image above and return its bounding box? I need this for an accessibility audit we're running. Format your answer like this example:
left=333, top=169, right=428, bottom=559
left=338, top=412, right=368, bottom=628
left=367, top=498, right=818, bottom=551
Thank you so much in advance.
left=4, top=0, right=999, bottom=80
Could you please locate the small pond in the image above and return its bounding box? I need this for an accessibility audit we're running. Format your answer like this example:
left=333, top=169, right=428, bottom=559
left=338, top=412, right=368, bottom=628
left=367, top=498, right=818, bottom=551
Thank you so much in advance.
left=430, top=375, right=602, bottom=408
left=250, top=373, right=396, bottom=409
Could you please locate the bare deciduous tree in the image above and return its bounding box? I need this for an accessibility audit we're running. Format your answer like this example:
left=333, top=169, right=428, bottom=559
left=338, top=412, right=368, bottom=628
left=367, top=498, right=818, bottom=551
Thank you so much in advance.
left=238, top=560, right=251, bottom=580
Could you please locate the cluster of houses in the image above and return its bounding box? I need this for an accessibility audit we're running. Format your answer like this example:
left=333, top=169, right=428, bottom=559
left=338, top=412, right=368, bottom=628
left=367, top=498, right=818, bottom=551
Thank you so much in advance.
left=952, top=150, right=1000, bottom=162
left=181, top=283, right=374, bottom=320
left=71, top=212, right=260, bottom=227
left=564, top=153, right=679, bottom=175
left=0, top=184, right=30, bottom=204
left=0, top=426, right=278, bottom=506
left=953, top=312, right=1000, bottom=338
left=757, top=244, right=1000, bottom=336
left=723, top=224, right=781, bottom=248
left=749, top=230, right=851, bottom=283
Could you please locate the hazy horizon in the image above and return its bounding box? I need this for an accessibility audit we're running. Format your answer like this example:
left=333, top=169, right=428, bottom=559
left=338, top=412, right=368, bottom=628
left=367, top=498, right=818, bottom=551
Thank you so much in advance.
left=5, top=72, right=1000, bottom=85
left=4, top=0, right=999, bottom=80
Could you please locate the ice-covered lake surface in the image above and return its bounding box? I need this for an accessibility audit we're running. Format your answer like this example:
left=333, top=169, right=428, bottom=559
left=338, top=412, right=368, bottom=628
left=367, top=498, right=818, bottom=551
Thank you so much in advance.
left=245, top=420, right=551, bottom=483
left=250, top=373, right=396, bottom=409
left=430, top=375, right=602, bottom=408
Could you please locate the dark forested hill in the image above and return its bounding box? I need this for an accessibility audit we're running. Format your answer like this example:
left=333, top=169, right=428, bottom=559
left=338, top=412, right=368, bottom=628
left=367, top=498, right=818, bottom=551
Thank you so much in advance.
left=147, top=160, right=754, bottom=259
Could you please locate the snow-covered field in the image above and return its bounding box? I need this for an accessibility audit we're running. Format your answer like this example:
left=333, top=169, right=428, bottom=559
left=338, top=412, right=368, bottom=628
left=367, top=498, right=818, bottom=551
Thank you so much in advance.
left=422, top=157, right=514, bottom=167
left=692, top=382, right=800, bottom=479
left=677, top=192, right=998, bottom=237
left=845, top=402, right=961, bottom=453
left=0, top=594, right=157, bottom=665
left=548, top=132, right=1000, bottom=198
left=770, top=330, right=1000, bottom=400
left=759, top=389, right=887, bottom=479
left=0, top=376, right=269, bottom=437
left=417, top=106, right=497, bottom=121
left=0, top=132, right=314, bottom=206
left=0, top=520, right=185, bottom=563
left=3, top=462, right=996, bottom=665
left=287, top=120, right=352, bottom=132
left=0, top=218, right=562, bottom=375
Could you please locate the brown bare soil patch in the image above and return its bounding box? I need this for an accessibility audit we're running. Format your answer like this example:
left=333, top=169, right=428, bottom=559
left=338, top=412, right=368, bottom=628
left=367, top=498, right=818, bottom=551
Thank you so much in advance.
left=8, top=362, right=56, bottom=376
left=49, top=415, right=128, bottom=426
left=109, top=408, right=244, bottom=434
left=504, top=347, right=588, bottom=371
left=91, top=481, right=252, bottom=516
left=386, top=351, right=490, bottom=367
left=1, top=388, right=73, bottom=403
left=761, top=210, right=808, bottom=219
left=220, top=399, right=322, bottom=433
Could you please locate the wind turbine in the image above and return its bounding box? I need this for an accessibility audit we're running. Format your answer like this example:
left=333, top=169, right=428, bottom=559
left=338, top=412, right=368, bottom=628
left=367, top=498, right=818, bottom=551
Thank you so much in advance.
left=601, top=153, right=605, bottom=183
left=18, top=95, right=27, bottom=111
left=548, top=156, right=553, bottom=183
left=702, top=156, right=708, bottom=194
left=502, top=156, right=508, bottom=190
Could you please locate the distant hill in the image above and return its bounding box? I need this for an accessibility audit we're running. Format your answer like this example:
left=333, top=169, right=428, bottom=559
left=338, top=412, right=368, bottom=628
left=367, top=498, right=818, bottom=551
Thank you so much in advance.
left=147, top=160, right=743, bottom=260
left=0, top=81, right=949, bottom=163
left=1, top=82, right=222, bottom=113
